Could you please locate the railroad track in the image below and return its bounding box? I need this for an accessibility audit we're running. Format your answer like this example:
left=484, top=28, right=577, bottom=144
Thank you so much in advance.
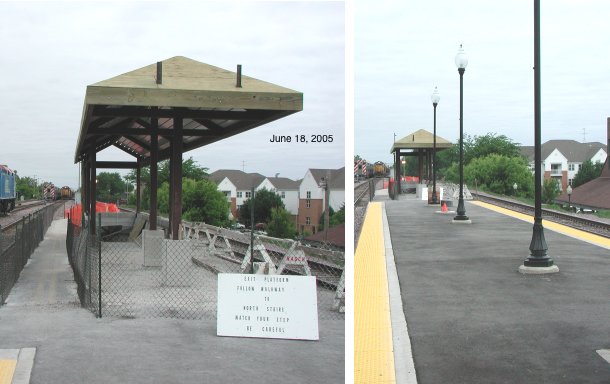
left=355, top=180, right=370, bottom=207
left=472, top=192, right=610, bottom=239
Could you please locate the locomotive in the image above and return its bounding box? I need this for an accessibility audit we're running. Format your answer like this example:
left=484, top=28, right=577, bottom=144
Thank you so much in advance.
left=0, top=164, right=17, bottom=214
left=354, top=159, right=390, bottom=180
left=60, top=186, right=73, bottom=199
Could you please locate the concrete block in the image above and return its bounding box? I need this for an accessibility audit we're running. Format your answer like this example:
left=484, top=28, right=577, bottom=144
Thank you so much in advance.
left=142, top=229, right=164, bottom=267
left=161, top=239, right=194, bottom=286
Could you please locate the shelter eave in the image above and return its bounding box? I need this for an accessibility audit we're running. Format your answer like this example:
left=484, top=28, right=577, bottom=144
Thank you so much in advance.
left=85, top=85, right=303, bottom=112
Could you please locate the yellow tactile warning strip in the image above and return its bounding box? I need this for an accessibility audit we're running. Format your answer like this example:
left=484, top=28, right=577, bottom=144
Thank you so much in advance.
left=472, top=201, right=610, bottom=249
left=0, top=359, right=17, bottom=384
left=355, top=202, right=396, bottom=384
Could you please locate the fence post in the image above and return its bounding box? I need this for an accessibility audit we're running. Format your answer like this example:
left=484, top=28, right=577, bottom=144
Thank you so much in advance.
left=98, top=231, right=102, bottom=318
left=250, top=186, right=255, bottom=274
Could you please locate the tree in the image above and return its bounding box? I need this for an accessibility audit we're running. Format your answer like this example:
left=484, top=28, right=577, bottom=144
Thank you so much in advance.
left=542, top=178, right=561, bottom=204
left=437, top=133, right=522, bottom=179
left=125, top=157, right=209, bottom=210
left=157, top=178, right=230, bottom=227
left=266, top=207, right=296, bottom=239
left=96, top=172, right=126, bottom=203
left=319, top=204, right=346, bottom=231
left=464, top=155, right=534, bottom=197
left=238, top=188, right=285, bottom=228
left=16, top=176, right=39, bottom=199
left=572, top=160, right=604, bottom=188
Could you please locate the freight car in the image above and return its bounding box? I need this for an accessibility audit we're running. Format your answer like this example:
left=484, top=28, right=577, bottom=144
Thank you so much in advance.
left=0, top=164, right=16, bottom=214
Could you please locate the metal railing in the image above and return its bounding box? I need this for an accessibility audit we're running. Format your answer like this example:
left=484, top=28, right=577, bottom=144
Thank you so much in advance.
left=0, top=203, right=61, bottom=305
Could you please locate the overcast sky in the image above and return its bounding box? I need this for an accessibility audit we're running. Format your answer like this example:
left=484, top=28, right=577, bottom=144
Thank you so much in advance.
left=355, top=0, right=610, bottom=165
left=0, top=1, right=344, bottom=189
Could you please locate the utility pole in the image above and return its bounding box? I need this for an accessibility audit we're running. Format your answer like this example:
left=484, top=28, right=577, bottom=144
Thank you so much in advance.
left=323, top=170, right=331, bottom=241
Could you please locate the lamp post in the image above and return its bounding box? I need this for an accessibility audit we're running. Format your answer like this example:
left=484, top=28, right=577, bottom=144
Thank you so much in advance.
left=520, top=0, right=558, bottom=273
left=453, top=44, right=471, bottom=223
left=567, top=185, right=572, bottom=209
left=431, top=87, right=440, bottom=205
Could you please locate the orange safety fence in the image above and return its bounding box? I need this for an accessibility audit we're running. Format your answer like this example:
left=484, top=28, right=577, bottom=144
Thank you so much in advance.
left=65, top=202, right=120, bottom=227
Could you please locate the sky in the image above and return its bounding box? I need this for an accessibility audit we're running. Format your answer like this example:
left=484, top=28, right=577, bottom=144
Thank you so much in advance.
left=355, top=0, right=610, bottom=166
left=0, top=1, right=344, bottom=189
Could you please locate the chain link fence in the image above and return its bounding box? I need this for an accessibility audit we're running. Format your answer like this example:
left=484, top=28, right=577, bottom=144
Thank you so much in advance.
left=67, top=214, right=345, bottom=320
left=0, top=203, right=61, bottom=305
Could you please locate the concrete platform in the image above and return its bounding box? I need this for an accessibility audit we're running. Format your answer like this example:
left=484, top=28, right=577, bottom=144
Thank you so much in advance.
left=0, top=219, right=344, bottom=384
left=385, top=198, right=610, bottom=383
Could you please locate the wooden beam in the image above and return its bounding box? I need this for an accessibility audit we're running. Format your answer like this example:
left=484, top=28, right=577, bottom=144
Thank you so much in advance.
left=95, top=161, right=138, bottom=169
left=170, top=116, right=183, bottom=240
left=91, top=105, right=274, bottom=120
left=149, top=115, right=158, bottom=231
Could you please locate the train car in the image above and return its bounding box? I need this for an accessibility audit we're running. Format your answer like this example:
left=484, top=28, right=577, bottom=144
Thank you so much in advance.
left=60, top=186, right=73, bottom=199
left=42, top=183, right=59, bottom=201
left=0, top=164, right=17, bottom=214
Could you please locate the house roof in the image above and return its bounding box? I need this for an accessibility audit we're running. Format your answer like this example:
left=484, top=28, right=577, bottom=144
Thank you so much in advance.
left=74, top=56, right=302, bottom=164
left=266, top=177, right=299, bottom=190
left=208, top=169, right=265, bottom=190
left=521, top=140, right=607, bottom=163
left=390, top=129, right=452, bottom=153
left=555, top=159, right=610, bottom=209
left=309, top=167, right=345, bottom=190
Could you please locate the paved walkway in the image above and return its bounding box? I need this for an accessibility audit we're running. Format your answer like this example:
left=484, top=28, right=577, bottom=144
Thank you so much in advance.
left=383, top=196, right=610, bottom=383
left=0, top=219, right=344, bottom=384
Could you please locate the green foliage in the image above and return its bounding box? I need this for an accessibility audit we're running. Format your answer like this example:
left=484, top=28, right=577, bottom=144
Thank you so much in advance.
left=330, top=204, right=345, bottom=226
left=157, top=178, right=230, bottom=227
left=464, top=155, right=534, bottom=197
left=96, top=172, right=127, bottom=203
left=16, top=176, right=39, bottom=199
left=572, top=160, right=604, bottom=188
left=124, top=157, right=209, bottom=211
left=266, top=207, right=296, bottom=239
left=437, top=133, right=522, bottom=180
left=542, top=178, right=561, bottom=204
left=319, top=204, right=346, bottom=231
left=238, top=188, right=285, bottom=228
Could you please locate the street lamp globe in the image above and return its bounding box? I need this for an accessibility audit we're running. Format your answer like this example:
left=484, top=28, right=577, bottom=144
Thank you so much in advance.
left=455, top=44, right=469, bottom=69
left=567, top=185, right=573, bottom=196
left=431, top=86, right=440, bottom=105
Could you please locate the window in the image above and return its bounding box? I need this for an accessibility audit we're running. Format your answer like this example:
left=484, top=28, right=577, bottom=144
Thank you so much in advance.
left=306, top=191, right=311, bottom=199
left=578, top=164, right=582, bottom=171
left=237, top=191, right=242, bottom=198
left=568, top=179, right=573, bottom=186
left=281, top=191, right=285, bottom=199
left=550, top=163, right=562, bottom=175
left=568, top=164, right=575, bottom=171
left=306, top=199, right=311, bottom=208
left=306, top=217, right=311, bottom=225
left=245, top=191, right=252, bottom=198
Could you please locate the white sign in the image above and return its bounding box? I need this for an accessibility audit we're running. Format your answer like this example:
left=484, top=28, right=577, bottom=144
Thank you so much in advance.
left=217, top=273, right=319, bottom=340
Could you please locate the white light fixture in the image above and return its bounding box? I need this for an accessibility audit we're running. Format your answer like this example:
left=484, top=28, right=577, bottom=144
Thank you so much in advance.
left=455, top=44, right=469, bottom=69
left=431, top=86, right=440, bottom=105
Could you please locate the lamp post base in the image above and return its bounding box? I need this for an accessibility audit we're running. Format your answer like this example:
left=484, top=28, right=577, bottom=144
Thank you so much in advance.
left=451, top=216, right=471, bottom=224
left=518, top=264, right=559, bottom=274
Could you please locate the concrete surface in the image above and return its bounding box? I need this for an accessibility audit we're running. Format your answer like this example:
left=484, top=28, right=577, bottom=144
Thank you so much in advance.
left=386, top=198, right=610, bottom=384
left=0, top=219, right=344, bottom=384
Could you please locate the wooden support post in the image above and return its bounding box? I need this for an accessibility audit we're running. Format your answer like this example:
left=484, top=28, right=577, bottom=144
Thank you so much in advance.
left=89, top=147, right=96, bottom=235
left=418, top=149, right=423, bottom=182
left=150, top=116, right=158, bottom=231
left=136, top=158, right=141, bottom=213
left=171, top=115, right=183, bottom=240
left=394, top=150, right=400, bottom=198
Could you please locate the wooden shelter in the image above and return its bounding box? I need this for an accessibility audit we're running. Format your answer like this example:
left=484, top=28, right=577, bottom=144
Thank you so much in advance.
left=390, top=129, right=452, bottom=198
left=74, top=56, right=303, bottom=238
